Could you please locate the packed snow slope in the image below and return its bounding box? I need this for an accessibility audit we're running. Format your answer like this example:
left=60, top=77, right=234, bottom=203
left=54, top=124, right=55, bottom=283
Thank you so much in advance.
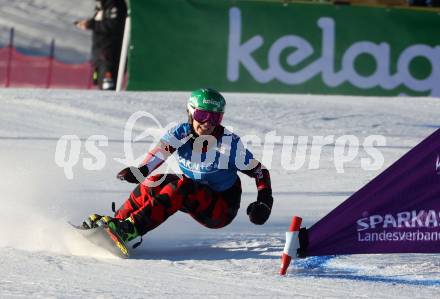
left=0, top=0, right=92, bottom=62
left=0, top=89, right=439, bottom=297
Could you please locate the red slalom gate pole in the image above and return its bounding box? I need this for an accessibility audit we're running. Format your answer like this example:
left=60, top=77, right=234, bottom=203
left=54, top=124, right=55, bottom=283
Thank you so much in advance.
left=280, top=216, right=302, bottom=276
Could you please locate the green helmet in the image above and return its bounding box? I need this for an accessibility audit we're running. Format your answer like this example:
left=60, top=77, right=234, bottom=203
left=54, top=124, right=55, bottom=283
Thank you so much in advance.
left=187, top=88, right=226, bottom=113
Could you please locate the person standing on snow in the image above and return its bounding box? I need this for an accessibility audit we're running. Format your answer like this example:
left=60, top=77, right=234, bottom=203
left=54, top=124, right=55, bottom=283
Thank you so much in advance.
left=83, top=88, right=274, bottom=245
left=75, top=0, right=127, bottom=90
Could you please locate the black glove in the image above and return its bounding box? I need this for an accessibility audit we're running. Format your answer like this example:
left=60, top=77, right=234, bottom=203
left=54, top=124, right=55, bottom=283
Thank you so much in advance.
left=247, top=189, right=273, bottom=225
left=116, top=165, right=149, bottom=184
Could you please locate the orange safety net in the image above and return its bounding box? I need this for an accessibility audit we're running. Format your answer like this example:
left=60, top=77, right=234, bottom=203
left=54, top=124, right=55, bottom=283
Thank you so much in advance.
left=0, top=47, right=94, bottom=89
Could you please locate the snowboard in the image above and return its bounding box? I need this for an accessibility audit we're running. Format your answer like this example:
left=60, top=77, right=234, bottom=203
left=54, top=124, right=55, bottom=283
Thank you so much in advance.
left=69, top=222, right=130, bottom=258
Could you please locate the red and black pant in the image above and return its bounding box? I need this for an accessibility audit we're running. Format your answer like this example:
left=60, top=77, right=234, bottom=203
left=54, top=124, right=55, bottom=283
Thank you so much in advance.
left=115, top=174, right=242, bottom=236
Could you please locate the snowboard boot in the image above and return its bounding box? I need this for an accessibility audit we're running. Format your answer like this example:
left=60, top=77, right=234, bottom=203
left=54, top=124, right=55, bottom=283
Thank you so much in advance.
left=82, top=213, right=104, bottom=229
left=101, top=216, right=139, bottom=243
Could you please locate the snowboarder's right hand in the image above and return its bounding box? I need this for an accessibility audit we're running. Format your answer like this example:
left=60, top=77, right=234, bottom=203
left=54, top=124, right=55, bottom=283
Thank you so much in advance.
left=247, top=189, right=273, bottom=225
left=116, top=165, right=149, bottom=184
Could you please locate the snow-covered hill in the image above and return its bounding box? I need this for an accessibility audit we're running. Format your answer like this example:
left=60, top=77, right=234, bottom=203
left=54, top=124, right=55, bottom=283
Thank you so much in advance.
left=0, top=0, right=93, bottom=62
left=0, top=89, right=439, bottom=297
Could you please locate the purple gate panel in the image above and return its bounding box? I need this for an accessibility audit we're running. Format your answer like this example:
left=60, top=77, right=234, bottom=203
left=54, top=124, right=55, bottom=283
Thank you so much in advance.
left=307, top=129, right=440, bottom=256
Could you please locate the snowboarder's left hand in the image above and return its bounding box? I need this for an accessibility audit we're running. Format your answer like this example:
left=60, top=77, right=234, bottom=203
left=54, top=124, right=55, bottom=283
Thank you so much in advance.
left=116, top=165, right=149, bottom=184
left=247, top=189, right=273, bottom=225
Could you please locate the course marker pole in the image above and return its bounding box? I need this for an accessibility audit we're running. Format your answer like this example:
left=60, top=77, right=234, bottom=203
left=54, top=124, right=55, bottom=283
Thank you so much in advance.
left=280, top=216, right=302, bottom=275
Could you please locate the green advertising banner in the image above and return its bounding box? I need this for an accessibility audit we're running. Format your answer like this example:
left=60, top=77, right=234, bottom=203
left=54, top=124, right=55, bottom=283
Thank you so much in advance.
left=128, top=0, right=440, bottom=97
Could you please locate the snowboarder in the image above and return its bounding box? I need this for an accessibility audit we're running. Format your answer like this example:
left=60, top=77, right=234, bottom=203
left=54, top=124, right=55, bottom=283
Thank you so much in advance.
left=83, top=88, right=273, bottom=246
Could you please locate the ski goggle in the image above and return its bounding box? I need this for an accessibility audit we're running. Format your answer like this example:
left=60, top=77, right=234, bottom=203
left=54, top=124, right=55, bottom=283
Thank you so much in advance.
left=192, top=108, right=223, bottom=126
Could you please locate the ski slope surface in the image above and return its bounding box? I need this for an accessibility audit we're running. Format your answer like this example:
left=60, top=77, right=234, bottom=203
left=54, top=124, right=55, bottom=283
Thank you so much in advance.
left=0, top=0, right=92, bottom=62
left=0, top=89, right=439, bottom=298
